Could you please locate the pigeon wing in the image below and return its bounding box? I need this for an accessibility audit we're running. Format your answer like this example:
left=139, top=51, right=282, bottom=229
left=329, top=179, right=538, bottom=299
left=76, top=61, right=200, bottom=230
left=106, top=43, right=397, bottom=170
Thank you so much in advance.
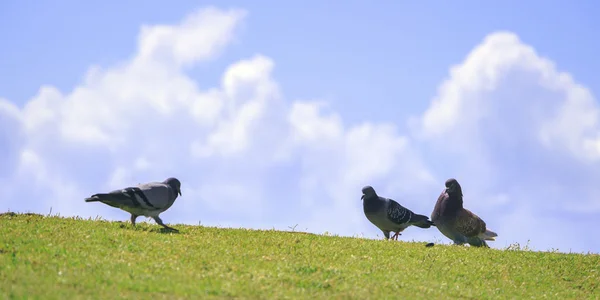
left=431, top=190, right=450, bottom=222
left=385, top=198, right=413, bottom=225
left=136, top=182, right=175, bottom=210
left=454, top=208, right=487, bottom=238
left=91, top=187, right=152, bottom=210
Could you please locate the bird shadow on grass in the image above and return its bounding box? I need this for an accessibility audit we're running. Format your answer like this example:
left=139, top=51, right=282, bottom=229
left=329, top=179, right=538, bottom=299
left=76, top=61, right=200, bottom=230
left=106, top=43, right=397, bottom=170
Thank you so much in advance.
left=153, top=227, right=181, bottom=234
left=115, top=221, right=181, bottom=234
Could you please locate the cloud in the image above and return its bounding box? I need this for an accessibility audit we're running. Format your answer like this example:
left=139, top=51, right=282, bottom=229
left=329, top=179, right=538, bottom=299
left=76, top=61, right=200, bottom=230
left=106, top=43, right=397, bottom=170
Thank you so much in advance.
left=136, top=7, right=246, bottom=67
left=1, top=8, right=599, bottom=254
left=416, top=32, right=600, bottom=162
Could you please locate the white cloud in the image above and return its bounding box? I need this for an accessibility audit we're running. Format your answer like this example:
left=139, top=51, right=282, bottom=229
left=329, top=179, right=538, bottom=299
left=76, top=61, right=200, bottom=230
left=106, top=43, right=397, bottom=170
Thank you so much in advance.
left=1, top=9, right=599, bottom=254
left=192, top=55, right=283, bottom=158
left=136, top=6, right=246, bottom=67
left=416, top=32, right=600, bottom=163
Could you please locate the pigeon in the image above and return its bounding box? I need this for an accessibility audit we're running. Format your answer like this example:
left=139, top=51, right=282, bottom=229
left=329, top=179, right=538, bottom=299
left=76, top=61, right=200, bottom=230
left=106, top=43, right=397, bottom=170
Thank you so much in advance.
left=85, top=177, right=182, bottom=232
left=431, top=178, right=498, bottom=247
left=361, top=186, right=434, bottom=240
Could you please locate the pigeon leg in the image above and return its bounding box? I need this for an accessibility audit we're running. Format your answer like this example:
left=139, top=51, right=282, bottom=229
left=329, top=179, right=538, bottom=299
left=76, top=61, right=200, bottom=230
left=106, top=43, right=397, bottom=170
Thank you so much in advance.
left=152, top=216, right=179, bottom=232
left=130, top=214, right=138, bottom=226
left=392, top=232, right=401, bottom=240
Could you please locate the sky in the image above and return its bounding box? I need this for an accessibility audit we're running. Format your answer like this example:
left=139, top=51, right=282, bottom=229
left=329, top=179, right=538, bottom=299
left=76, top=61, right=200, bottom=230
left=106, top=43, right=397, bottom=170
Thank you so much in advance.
left=1, top=1, right=600, bottom=254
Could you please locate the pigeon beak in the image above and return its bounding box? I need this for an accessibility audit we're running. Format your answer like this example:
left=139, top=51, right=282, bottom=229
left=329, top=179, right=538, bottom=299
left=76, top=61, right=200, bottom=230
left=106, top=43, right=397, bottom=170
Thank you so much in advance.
left=178, top=190, right=182, bottom=196
left=361, top=194, right=365, bottom=200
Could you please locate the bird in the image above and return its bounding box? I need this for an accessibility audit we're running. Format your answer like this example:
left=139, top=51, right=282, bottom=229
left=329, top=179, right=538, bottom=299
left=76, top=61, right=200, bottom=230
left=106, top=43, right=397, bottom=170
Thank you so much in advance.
left=361, top=186, right=434, bottom=240
left=85, top=177, right=182, bottom=232
left=431, top=178, right=498, bottom=247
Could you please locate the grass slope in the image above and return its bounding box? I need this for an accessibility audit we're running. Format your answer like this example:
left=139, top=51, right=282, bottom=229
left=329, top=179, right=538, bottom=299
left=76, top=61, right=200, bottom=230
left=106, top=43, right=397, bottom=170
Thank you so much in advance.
left=1, top=213, right=599, bottom=299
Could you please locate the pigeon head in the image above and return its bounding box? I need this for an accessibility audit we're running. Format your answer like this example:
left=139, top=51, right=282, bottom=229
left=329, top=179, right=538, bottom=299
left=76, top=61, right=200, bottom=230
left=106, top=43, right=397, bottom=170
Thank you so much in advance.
left=361, top=186, right=377, bottom=200
left=164, top=177, right=182, bottom=197
left=445, top=178, right=462, bottom=196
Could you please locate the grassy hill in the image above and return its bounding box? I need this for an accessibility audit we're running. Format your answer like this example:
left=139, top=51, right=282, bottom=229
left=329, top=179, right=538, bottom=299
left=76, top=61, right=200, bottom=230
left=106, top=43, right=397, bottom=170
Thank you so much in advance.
left=1, top=213, right=598, bottom=299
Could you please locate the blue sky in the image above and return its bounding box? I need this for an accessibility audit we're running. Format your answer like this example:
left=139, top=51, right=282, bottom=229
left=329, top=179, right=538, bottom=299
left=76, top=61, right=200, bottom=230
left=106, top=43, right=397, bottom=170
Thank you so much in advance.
left=1, top=1, right=600, bottom=254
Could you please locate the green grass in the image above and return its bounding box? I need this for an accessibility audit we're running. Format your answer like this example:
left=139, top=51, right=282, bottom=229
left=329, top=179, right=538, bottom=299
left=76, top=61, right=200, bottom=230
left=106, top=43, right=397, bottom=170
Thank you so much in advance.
left=1, top=213, right=599, bottom=299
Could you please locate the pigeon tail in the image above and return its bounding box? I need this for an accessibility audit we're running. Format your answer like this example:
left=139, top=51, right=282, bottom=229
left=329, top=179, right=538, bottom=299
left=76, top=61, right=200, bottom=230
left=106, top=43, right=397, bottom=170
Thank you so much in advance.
left=478, top=229, right=498, bottom=241
left=411, top=213, right=435, bottom=229
left=84, top=194, right=124, bottom=209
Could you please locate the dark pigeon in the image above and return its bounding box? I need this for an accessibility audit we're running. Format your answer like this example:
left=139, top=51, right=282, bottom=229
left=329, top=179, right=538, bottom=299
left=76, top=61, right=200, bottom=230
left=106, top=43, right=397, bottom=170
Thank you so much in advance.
left=431, top=178, right=498, bottom=247
left=361, top=186, right=434, bottom=240
left=85, top=177, right=182, bottom=232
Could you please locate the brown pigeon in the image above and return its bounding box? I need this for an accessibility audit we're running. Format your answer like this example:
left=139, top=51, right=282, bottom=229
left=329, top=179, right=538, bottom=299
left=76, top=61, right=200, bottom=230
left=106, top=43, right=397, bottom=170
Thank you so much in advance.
left=431, top=178, right=497, bottom=247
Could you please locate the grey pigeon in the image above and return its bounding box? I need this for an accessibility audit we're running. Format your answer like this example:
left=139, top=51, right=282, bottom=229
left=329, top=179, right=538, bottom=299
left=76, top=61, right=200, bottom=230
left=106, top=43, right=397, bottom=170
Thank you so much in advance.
left=431, top=178, right=498, bottom=247
left=85, top=177, right=182, bottom=232
left=361, top=186, right=434, bottom=240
